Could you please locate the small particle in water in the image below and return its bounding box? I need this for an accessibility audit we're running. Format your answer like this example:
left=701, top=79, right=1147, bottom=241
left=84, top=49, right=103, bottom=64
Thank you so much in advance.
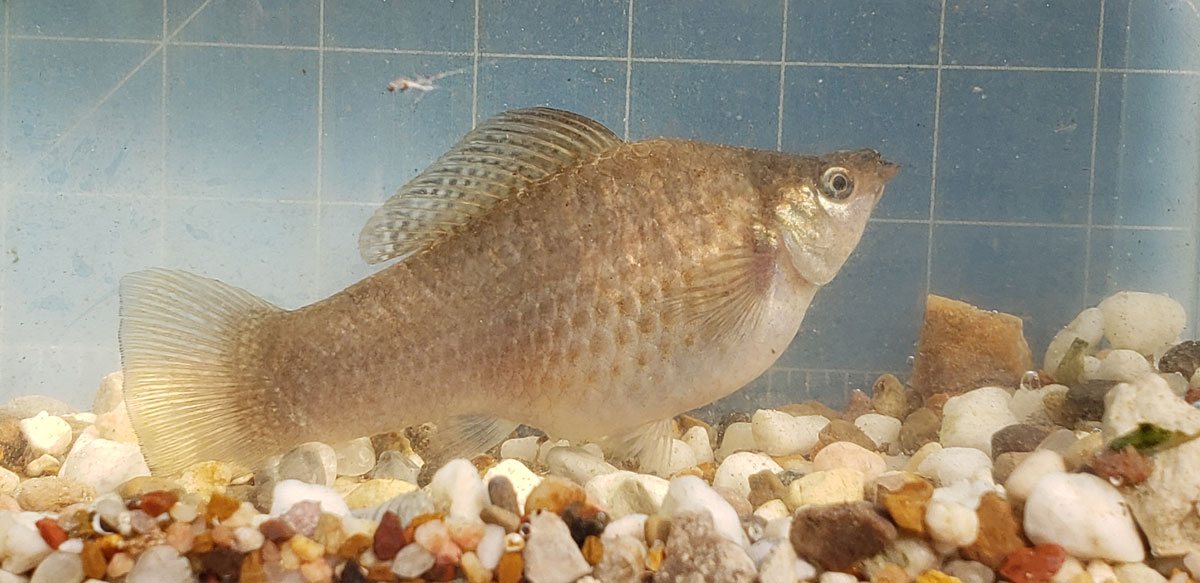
left=1053, top=121, right=1077, bottom=133
left=8, top=248, right=17, bottom=264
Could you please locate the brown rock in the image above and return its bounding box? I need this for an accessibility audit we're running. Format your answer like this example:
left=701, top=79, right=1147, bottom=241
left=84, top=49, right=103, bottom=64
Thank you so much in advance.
left=992, top=451, right=1031, bottom=484
left=1159, top=340, right=1200, bottom=379
left=481, top=504, right=522, bottom=533
left=992, top=424, right=1051, bottom=458
left=998, top=544, right=1067, bottom=583
left=372, top=511, right=405, bottom=561
left=81, top=538, right=108, bottom=579
left=790, top=501, right=898, bottom=572
left=909, top=295, right=1033, bottom=397
left=748, top=470, right=788, bottom=508
left=923, top=393, right=951, bottom=416
left=487, top=475, right=520, bottom=516
left=962, top=492, right=1025, bottom=569
left=525, top=475, right=587, bottom=515
left=1088, top=446, right=1153, bottom=487
left=241, top=550, right=266, bottom=583
left=496, top=551, right=524, bottom=583
left=779, top=401, right=841, bottom=420
left=118, top=477, right=185, bottom=501
left=872, top=374, right=912, bottom=419
left=135, top=490, right=180, bottom=517
left=820, top=419, right=878, bottom=451
left=876, top=474, right=933, bottom=535
left=35, top=517, right=68, bottom=549
left=337, top=533, right=373, bottom=559
left=1063, top=380, right=1117, bottom=424
left=871, top=562, right=914, bottom=583
left=843, top=390, right=874, bottom=421
left=206, top=492, right=241, bottom=522
left=898, top=408, right=941, bottom=454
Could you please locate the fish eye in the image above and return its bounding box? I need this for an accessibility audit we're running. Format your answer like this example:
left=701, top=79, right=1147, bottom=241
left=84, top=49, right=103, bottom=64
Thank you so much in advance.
left=820, top=167, right=854, bottom=200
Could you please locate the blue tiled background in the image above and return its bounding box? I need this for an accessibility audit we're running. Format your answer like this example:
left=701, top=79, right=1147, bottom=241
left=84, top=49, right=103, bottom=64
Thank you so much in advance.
left=1, top=0, right=1197, bottom=412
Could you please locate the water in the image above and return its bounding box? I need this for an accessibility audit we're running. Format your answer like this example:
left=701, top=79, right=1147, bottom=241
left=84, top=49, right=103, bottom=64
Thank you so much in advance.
left=0, top=1, right=1197, bottom=413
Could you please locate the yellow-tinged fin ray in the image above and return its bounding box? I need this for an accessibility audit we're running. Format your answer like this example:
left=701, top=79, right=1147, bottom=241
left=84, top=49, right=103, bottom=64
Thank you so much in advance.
left=119, top=268, right=281, bottom=475
left=358, top=107, right=623, bottom=264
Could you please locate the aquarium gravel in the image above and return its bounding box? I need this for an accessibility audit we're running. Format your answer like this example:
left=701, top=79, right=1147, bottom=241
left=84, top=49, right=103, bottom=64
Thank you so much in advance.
left=1, top=289, right=1199, bottom=583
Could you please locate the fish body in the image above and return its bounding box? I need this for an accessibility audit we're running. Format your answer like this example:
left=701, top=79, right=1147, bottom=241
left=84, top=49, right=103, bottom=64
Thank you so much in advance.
left=120, top=108, right=897, bottom=474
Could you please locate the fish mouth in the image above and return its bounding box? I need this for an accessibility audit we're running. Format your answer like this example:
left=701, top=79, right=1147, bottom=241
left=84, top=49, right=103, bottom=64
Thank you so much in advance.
left=877, top=158, right=901, bottom=181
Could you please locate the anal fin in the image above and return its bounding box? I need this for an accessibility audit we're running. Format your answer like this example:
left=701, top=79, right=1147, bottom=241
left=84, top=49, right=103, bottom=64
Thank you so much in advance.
left=426, top=415, right=520, bottom=464
left=601, top=418, right=674, bottom=476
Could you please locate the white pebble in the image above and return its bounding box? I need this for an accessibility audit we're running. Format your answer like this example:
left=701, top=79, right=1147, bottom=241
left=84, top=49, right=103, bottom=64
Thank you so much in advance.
left=1050, top=557, right=1086, bottom=583
left=20, top=412, right=73, bottom=457
left=795, top=558, right=818, bottom=581
left=681, top=426, right=714, bottom=464
left=753, top=499, right=790, bottom=522
left=820, top=571, right=857, bottom=583
left=1044, top=307, right=1104, bottom=373
left=0, top=467, right=19, bottom=495
left=664, top=439, right=698, bottom=475
left=1185, top=552, right=1200, bottom=579
left=601, top=514, right=648, bottom=543
left=1086, top=560, right=1119, bottom=583
left=916, top=447, right=993, bottom=487
left=931, top=479, right=997, bottom=510
left=924, top=498, right=979, bottom=547
left=429, top=458, right=488, bottom=521
left=94, top=402, right=137, bottom=444
left=537, top=439, right=570, bottom=466
left=751, top=410, right=827, bottom=457
left=585, top=471, right=667, bottom=519
left=1098, top=291, right=1186, bottom=356
left=661, top=475, right=748, bottom=547
left=332, top=437, right=376, bottom=477
left=1090, top=349, right=1155, bottom=383
left=1009, top=385, right=1067, bottom=425
left=29, top=551, right=83, bottom=583
left=483, top=459, right=539, bottom=512
left=391, top=543, right=436, bottom=579
left=1114, top=563, right=1168, bottom=583
left=1004, top=449, right=1065, bottom=502
left=269, top=479, right=350, bottom=517
left=812, top=441, right=887, bottom=482
left=58, top=431, right=150, bottom=495
left=546, top=446, right=619, bottom=484
left=758, top=539, right=799, bottom=583
left=126, top=546, right=192, bottom=583
left=939, top=387, right=1018, bottom=454
left=714, top=451, right=783, bottom=500
left=24, top=454, right=60, bottom=477
left=525, top=511, right=592, bottom=583
left=716, top=422, right=757, bottom=459
left=1102, top=374, right=1200, bottom=444
left=91, top=371, right=126, bottom=414
left=476, top=524, right=506, bottom=569
left=500, top=436, right=541, bottom=464
left=1023, top=472, right=1144, bottom=562
left=943, top=559, right=996, bottom=583
left=855, top=413, right=902, bottom=449
left=231, top=526, right=265, bottom=552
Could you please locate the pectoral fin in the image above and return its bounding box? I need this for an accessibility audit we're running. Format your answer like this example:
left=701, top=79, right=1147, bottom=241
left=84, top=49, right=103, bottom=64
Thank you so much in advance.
left=660, top=247, right=774, bottom=346
left=426, top=415, right=520, bottom=464
left=601, top=418, right=674, bottom=476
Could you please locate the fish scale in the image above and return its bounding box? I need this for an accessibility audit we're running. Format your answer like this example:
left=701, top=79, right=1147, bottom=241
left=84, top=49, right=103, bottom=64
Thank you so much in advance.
left=119, top=108, right=897, bottom=475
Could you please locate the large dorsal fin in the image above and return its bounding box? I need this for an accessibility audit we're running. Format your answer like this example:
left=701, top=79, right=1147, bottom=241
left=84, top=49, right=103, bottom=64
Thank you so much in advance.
left=358, top=107, right=623, bottom=264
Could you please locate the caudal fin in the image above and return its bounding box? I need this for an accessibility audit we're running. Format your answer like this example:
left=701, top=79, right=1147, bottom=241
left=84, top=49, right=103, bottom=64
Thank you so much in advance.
left=119, top=269, right=283, bottom=475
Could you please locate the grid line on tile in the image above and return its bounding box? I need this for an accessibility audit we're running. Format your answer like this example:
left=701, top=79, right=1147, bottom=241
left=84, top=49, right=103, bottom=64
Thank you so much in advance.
left=623, top=0, right=634, bottom=140
left=472, top=0, right=480, bottom=124
left=775, top=0, right=789, bottom=151
left=158, top=0, right=168, bottom=262
left=926, top=0, right=948, bottom=299
left=314, top=0, right=326, bottom=300
left=1083, top=0, right=1107, bottom=307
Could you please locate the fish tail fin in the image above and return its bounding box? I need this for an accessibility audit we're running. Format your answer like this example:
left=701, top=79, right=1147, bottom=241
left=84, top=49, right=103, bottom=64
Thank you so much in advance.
left=119, top=268, right=283, bottom=475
